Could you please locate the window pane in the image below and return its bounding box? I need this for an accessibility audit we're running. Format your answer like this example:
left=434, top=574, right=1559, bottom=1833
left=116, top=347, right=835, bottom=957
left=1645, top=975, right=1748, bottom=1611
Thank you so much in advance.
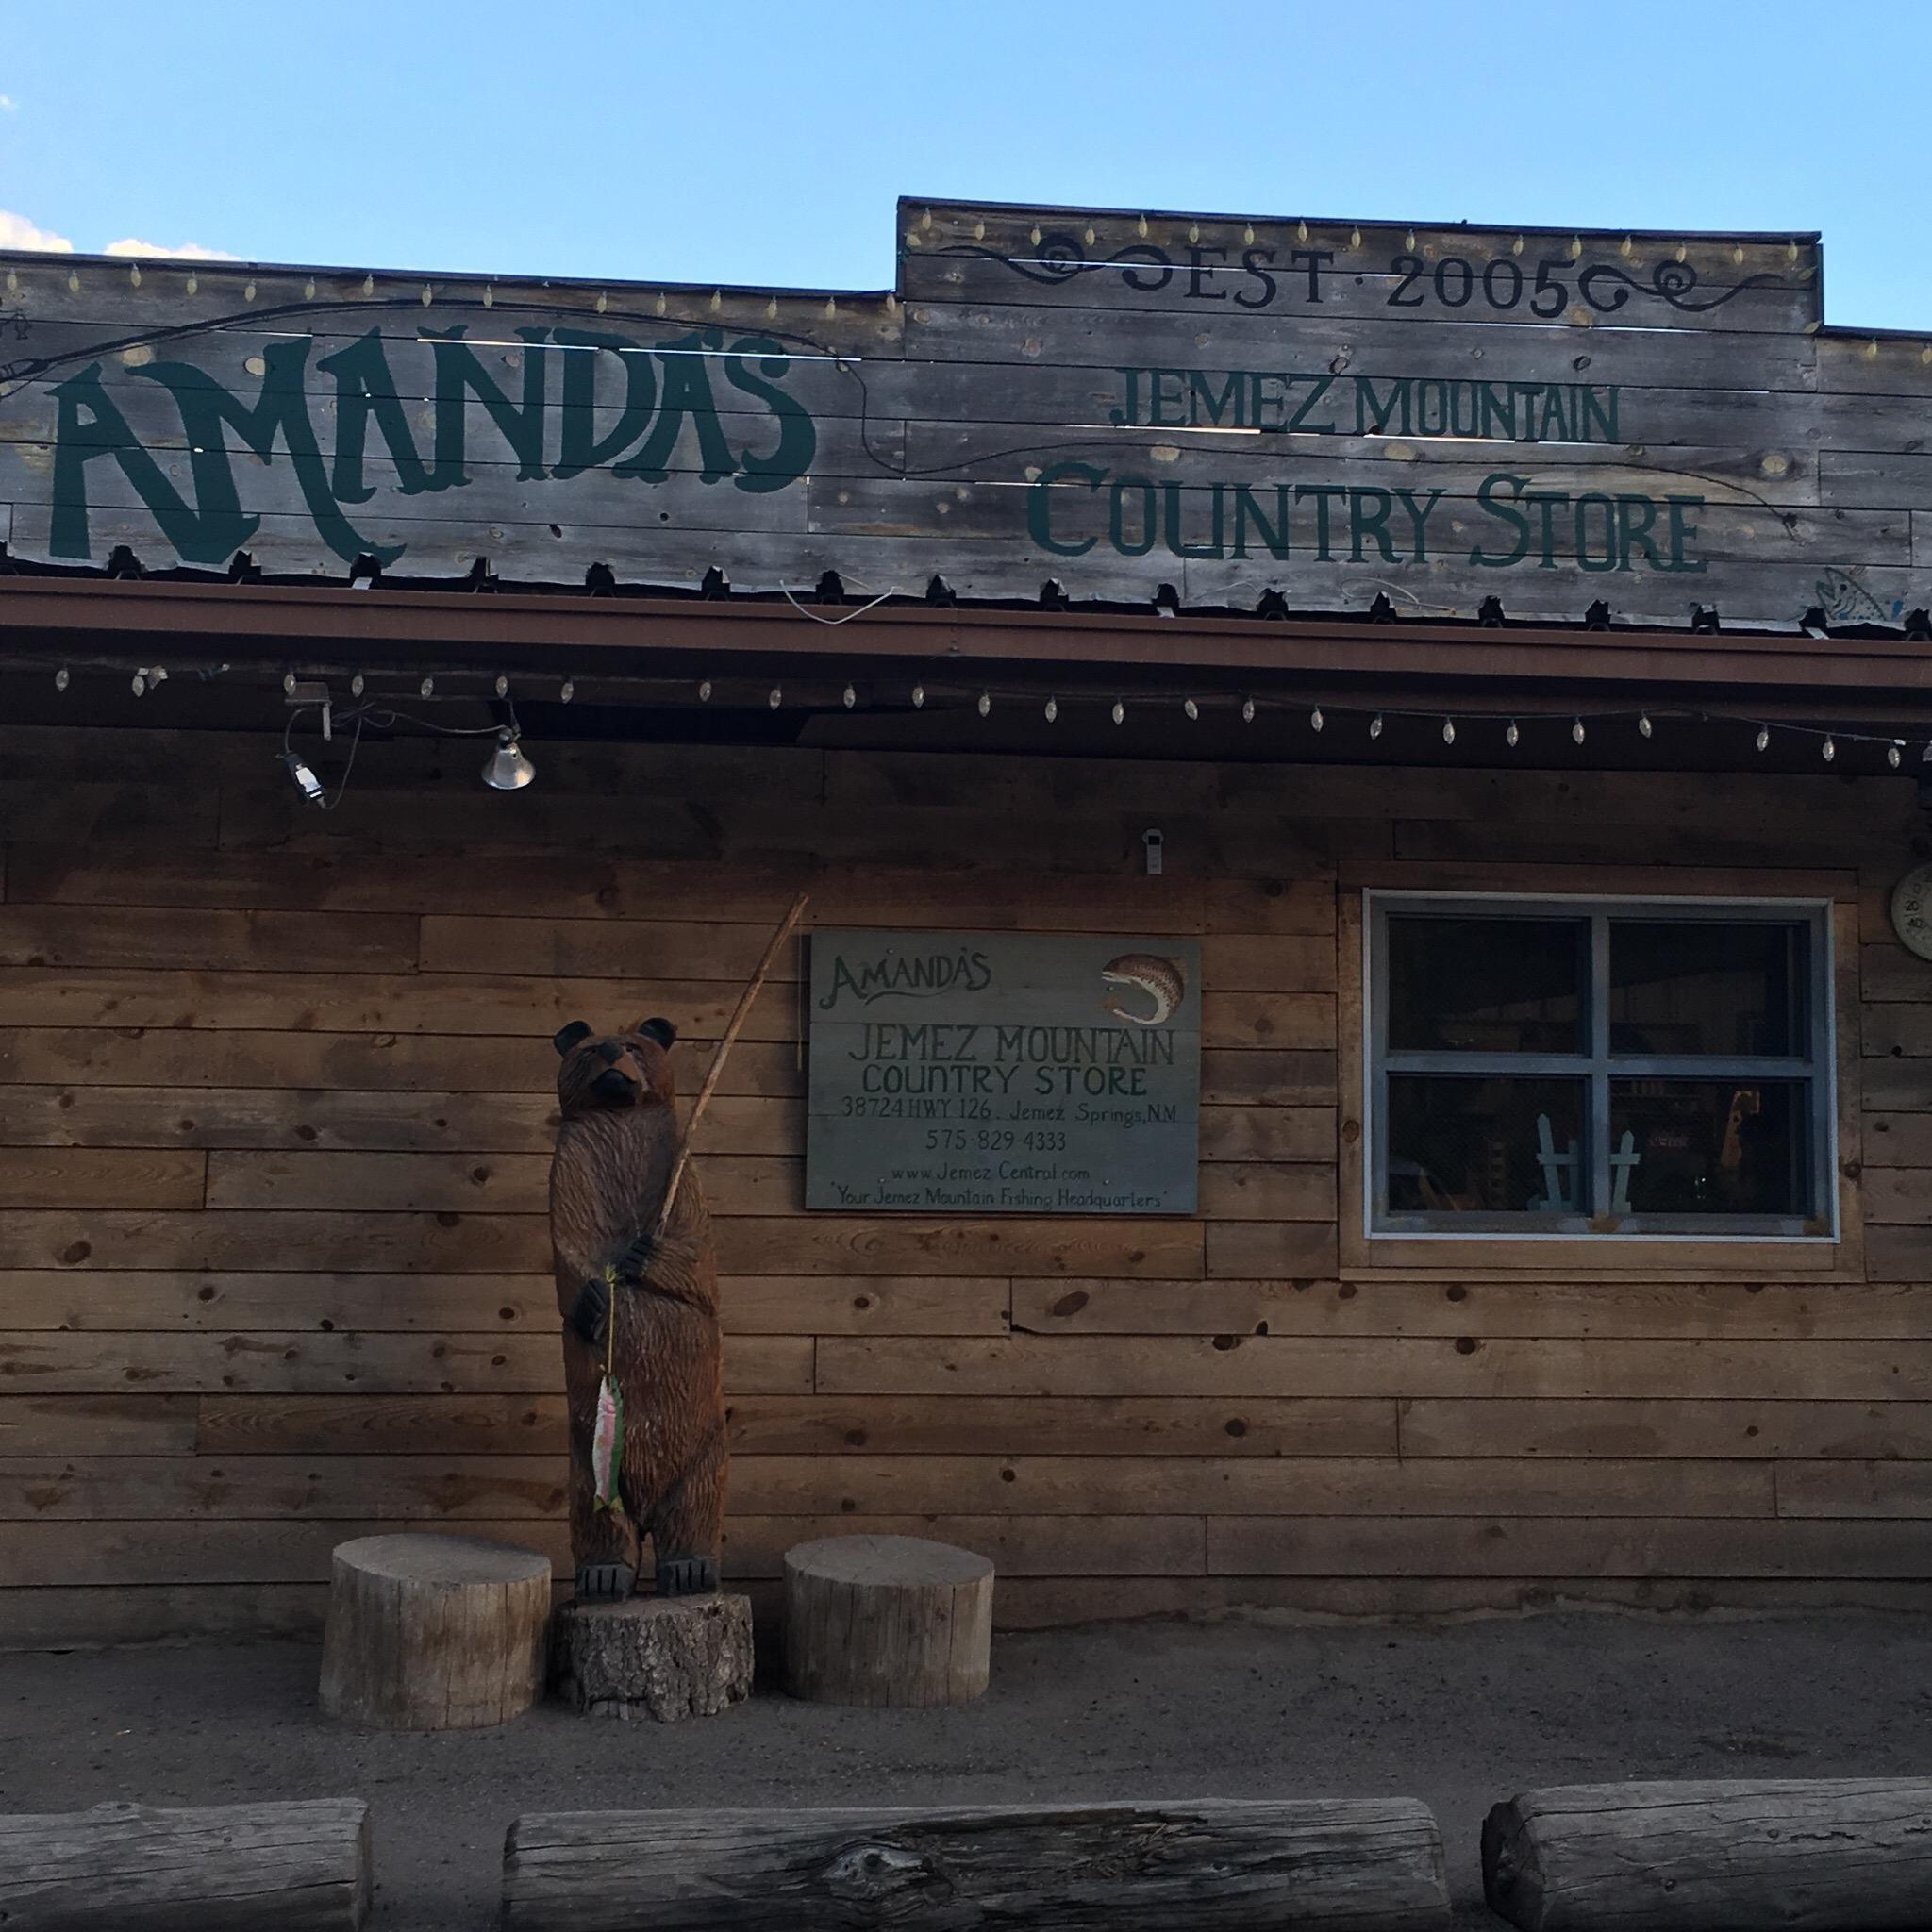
left=1387, top=916, right=1588, bottom=1054
left=1608, top=1079, right=1811, bottom=1217
left=1387, top=1075, right=1587, bottom=1215
left=1608, top=920, right=1808, bottom=1058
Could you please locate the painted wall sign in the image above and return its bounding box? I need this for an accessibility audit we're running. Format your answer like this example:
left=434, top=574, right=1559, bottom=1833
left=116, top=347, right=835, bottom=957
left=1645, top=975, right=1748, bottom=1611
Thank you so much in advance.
left=806, top=930, right=1202, bottom=1214
left=1, top=198, right=1927, bottom=626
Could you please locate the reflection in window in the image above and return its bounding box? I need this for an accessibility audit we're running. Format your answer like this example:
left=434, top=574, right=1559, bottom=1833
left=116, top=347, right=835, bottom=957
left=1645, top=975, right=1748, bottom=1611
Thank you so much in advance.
left=1371, top=897, right=1830, bottom=1237
left=1609, top=921, right=1807, bottom=1058
left=1610, top=1080, right=1810, bottom=1217
left=1387, top=916, right=1588, bottom=1054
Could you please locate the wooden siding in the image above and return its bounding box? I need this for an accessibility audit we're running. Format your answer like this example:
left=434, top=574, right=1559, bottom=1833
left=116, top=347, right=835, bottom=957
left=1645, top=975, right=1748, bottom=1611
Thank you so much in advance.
left=0, top=724, right=1927, bottom=1646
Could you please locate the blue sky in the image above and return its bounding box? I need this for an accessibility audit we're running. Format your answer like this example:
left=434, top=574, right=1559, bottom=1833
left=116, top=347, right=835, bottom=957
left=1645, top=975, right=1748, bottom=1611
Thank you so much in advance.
left=1, top=0, right=1924, bottom=328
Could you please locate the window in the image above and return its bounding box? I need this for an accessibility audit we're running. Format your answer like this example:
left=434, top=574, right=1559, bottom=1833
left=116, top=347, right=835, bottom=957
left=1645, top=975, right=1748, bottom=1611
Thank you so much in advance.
left=1366, top=894, right=1834, bottom=1238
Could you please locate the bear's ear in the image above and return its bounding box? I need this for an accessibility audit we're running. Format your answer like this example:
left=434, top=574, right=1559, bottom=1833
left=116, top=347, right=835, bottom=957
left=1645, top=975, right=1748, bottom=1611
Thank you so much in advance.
left=553, top=1020, right=593, bottom=1057
left=637, top=1016, right=677, bottom=1048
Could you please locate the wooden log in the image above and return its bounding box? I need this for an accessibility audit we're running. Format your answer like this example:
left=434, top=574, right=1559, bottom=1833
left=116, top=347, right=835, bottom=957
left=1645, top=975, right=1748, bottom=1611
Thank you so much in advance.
left=783, top=1533, right=993, bottom=1707
left=551, top=1592, right=753, bottom=1722
left=502, top=1798, right=1450, bottom=1931
left=317, top=1532, right=550, bottom=1730
left=0, top=1797, right=370, bottom=1930
left=1481, top=1779, right=1932, bottom=1931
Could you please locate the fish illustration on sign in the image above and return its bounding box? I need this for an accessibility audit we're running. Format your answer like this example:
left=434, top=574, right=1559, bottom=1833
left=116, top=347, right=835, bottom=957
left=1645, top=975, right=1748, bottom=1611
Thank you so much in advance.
left=1100, top=952, right=1187, bottom=1026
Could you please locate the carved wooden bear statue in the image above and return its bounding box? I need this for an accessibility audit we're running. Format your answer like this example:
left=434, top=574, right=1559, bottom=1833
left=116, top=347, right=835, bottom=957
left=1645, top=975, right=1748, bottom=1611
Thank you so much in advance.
left=550, top=1016, right=726, bottom=1601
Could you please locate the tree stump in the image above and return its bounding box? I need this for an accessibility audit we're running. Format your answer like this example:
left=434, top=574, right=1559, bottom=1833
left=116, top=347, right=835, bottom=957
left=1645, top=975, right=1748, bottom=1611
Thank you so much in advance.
left=318, top=1533, right=551, bottom=1730
left=783, top=1534, right=992, bottom=1707
left=0, top=1798, right=371, bottom=1930
left=1482, top=1779, right=1932, bottom=1931
left=552, top=1593, right=754, bottom=1722
left=503, top=1798, right=1451, bottom=1931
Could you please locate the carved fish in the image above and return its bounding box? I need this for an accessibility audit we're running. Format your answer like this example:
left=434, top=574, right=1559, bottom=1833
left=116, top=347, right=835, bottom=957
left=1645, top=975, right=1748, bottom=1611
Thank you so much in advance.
left=591, top=1374, right=625, bottom=1513
left=1100, top=952, right=1187, bottom=1026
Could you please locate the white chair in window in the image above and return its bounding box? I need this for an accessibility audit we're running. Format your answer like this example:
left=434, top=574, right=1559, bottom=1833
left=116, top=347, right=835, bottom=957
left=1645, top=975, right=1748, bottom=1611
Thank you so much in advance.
left=1532, top=1113, right=1577, bottom=1211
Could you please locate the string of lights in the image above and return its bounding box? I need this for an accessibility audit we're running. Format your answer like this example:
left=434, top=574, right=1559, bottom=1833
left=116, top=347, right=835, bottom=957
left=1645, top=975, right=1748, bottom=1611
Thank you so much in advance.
left=37, top=660, right=1932, bottom=804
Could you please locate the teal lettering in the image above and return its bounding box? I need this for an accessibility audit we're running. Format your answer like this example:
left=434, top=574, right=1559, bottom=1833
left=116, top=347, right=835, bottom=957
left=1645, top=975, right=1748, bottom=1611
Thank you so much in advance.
left=1394, top=486, right=1445, bottom=559
left=1232, top=485, right=1291, bottom=558
left=316, top=329, right=438, bottom=504
left=1469, top=471, right=1531, bottom=568
left=1538, top=387, right=1573, bottom=441
left=1187, top=369, right=1243, bottom=426
left=1163, top=481, right=1224, bottom=558
left=426, top=325, right=550, bottom=485
left=551, top=329, right=656, bottom=479
left=724, top=336, right=818, bottom=492
left=1527, top=491, right=1571, bottom=567
left=1284, top=374, right=1335, bottom=434
left=1148, top=370, right=1187, bottom=427
left=1581, top=387, right=1620, bottom=441
left=1616, top=492, right=1660, bottom=569
left=614, top=330, right=735, bottom=483
left=1574, top=491, right=1619, bottom=573
left=1665, top=494, right=1707, bottom=573
left=48, top=363, right=223, bottom=563
left=1294, top=483, right=1347, bottom=560
left=1110, top=475, right=1158, bottom=555
left=1355, top=376, right=1408, bottom=435
left=1349, top=486, right=1397, bottom=561
left=1108, top=367, right=1143, bottom=427
left=1027, top=460, right=1103, bottom=557
left=147, top=338, right=402, bottom=564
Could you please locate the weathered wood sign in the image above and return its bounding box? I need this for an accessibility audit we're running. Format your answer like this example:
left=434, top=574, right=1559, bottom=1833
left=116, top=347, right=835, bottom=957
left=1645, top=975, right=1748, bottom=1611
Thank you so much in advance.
left=3, top=198, right=1930, bottom=625
left=806, top=930, right=1201, bottom=1214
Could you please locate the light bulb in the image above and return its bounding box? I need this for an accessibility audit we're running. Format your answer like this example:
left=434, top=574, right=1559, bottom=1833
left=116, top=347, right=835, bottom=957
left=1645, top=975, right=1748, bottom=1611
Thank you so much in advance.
left=842, top=684, right=856, bottom=709
left=1823, top=736, right=1836, bottom=762
left=912, top=685, right=925, bottom=708
left=1441, top=719, right=1456, bottom=745
left=1572, top=718, right=1587, bottom=744
left=54, top=668, right=69, bottom=692
left=1183, top=698, right=1199, bottom=721
left=1044, top=697, right=1058, bottom=722
left=559, top=680, right=575, bottom=703
left=768, top=687, right=782, bottom=709
left=1111, top=700, right=1125, bottom=725
left=1506, top=721, right=1520, bottom=748
left=419, top=676, right=435, bottom=698
left=494, top=675, right=509, bottom=699
left=1638, top=714, right=1653, bottom=739
left=1369, top=714, right=1383, bottom=740
left=977, top=691, right=991, bottom=717
left=1310, top=707, right=1324, bottom=732
left=1756, top=727, right=1771, bottom=752
left=1889, top=742, right=1904, bottom=768
left=280, top=752, right=325, bottom=804
left=351, top=674, right=365, bottom=697
left=1241, top=698, right=1255, bottom=724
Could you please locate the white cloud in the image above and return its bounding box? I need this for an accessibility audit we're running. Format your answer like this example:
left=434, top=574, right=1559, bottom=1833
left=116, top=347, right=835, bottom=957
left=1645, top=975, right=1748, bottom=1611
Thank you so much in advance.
left=102, top=237, right=239, bottom=261
left=0, top=208, right=74, bottom=252
left=0, top=95, right=18, bottom=112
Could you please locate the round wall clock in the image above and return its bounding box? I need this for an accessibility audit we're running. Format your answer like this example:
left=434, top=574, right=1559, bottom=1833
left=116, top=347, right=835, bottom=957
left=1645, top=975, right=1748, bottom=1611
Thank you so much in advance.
left=1893, top=863, right=1932, bottom=962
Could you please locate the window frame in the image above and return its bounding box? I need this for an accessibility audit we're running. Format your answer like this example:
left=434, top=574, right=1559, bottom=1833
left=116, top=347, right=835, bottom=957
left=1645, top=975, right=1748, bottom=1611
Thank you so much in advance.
left=1362, top=890, right=1838, bottom=1241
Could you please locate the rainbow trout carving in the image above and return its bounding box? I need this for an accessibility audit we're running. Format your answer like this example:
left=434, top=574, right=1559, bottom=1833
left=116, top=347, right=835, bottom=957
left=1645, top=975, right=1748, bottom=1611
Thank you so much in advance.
left=591, top=1263, right=625, bottom=1512
left=1101, top=952, right=1187, bottom=1026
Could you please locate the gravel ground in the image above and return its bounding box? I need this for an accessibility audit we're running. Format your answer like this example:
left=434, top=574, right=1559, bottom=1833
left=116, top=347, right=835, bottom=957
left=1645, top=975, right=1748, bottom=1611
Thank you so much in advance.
left=3, top=1611, right=1929, bottom=1927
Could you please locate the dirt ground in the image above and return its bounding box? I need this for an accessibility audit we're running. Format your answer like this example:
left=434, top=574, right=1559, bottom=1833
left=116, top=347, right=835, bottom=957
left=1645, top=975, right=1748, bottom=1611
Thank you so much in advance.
left=3, top=1610, right=1929, bottom=1928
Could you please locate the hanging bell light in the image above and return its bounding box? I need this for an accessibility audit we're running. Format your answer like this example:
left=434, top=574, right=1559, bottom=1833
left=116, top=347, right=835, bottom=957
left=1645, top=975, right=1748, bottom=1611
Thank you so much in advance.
left=482, top=727, right=536, bottom=791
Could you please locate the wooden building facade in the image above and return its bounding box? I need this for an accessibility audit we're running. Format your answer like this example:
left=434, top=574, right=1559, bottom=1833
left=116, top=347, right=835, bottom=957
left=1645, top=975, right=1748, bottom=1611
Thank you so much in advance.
left=0, top=200, right=1926, bottom=1644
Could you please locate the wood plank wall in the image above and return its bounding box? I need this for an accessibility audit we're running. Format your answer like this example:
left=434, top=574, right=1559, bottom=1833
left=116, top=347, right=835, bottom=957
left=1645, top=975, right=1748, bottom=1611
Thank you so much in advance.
left=0, top=723, right=1927, bottom=1646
